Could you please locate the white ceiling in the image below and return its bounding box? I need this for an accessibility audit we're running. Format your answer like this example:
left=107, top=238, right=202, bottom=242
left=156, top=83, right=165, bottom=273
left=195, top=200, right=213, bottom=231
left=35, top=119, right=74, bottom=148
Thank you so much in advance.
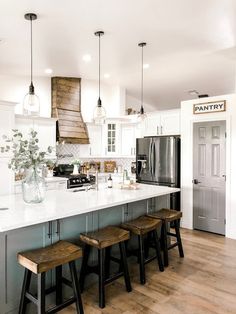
left=0, top=0, right=236, bottom=109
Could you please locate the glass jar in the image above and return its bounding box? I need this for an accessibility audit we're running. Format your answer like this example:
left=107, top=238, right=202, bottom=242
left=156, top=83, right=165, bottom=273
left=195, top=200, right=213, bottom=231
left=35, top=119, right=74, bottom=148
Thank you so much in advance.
left=22, top=167, right=46, bottom=203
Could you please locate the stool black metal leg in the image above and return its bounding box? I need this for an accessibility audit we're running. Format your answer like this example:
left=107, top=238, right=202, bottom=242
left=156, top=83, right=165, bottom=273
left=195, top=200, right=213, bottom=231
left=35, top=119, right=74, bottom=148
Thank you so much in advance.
left=161, top=222, right=169, bottom=267
left=79, top=244, right=91, bottom=293
left=174, top=219, right=184, bottom=258
left=69, top=261, right=84, bottom=314
left=144, top=233, right=151, bottom=259
left=56, top=265, right=62, bottom=305
left=37, top=272, right=46, bottom=314
left=138, top=235, right=146, bottom=285
left=119, top=242, right=132, bottom=292
left=105, top=246, right=111, bottom=279
left=19, top=269, right=31, bottom=314
left=152, top=230, right=164, bottom=272
left=98, top=248, right=105, bottom=308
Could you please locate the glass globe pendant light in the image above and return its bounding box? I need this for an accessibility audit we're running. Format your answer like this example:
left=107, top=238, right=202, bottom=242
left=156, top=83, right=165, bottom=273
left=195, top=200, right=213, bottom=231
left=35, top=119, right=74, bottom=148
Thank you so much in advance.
left=93, top=31, right=106, bottom=124
left=137, top=42, right=147, bottom=122
left=23, top=13, right=40, bottom=116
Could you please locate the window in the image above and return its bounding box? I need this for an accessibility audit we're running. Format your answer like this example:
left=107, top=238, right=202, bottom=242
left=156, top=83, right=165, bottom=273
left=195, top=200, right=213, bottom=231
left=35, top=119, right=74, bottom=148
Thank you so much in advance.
left=107, top=123, right=116, bottom=152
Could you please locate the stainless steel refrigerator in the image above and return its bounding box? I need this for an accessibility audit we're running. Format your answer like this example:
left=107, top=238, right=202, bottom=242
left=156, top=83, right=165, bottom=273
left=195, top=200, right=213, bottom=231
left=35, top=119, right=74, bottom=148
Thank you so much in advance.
left=136, top=135, right=180, bottom=209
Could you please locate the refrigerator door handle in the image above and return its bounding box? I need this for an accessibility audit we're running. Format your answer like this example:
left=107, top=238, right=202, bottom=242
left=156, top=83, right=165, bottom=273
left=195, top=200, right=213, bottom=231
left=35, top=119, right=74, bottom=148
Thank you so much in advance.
left=149, top=140, right=153, bottom=176
left=152, top=141, right=156, bottom=178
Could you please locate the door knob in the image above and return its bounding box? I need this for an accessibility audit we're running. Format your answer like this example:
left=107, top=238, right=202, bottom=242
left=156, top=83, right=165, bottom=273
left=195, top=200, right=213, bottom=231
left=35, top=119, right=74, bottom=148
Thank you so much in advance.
left=192, top=179, right=202, bottom=184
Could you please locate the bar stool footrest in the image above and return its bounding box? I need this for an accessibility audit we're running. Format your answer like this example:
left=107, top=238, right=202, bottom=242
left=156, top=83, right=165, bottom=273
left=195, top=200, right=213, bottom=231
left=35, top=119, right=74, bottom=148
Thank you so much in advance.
left=168, top=232, right=178, bottom=237
left=46, top=297, right=76, bottom=314
left=25, top=292, right=38, bottom=305
left=168, top=242, right=179, bottom=250
left=104, top=271, right=124, bottom=285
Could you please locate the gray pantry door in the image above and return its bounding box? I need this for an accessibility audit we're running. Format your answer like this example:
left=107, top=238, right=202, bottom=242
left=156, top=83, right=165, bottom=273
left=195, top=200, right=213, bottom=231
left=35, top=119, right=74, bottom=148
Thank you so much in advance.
left=193, top=120, right=226, bottom=235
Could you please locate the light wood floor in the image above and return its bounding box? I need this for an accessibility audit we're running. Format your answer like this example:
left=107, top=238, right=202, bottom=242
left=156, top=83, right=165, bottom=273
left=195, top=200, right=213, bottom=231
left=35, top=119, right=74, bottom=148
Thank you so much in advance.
left=60, top=229, right=236, bottom=314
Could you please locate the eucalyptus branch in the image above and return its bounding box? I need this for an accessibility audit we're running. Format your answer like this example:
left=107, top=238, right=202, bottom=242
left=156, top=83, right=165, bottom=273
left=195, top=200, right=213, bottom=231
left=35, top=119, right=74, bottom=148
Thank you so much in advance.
left=0, top=129, right=54, bottom=172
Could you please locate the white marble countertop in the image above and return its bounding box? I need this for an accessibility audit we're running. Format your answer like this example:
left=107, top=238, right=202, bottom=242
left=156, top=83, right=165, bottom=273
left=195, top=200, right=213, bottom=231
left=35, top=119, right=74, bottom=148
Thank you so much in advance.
left=0, top=184, right=180, bottom=233
left=14, top=176, right=67, bottom=186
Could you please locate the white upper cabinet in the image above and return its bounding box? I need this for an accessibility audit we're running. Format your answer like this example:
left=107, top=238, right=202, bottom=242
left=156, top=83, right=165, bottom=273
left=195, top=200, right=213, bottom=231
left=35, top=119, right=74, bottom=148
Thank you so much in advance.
left=160, top=110, right=180, bottom=135
left=0, top=101, right=16, bottom=195
left=104, top=122, right=121, bottom=156
left=15, top=115, right=57, bottom=158
left=143, top=109, right=180, bottom=136
left=121, top=123, right=139, bottom=156
left=79, top=124, right=103, bottom=157
left=0, top=101, right=16, bottom=156
left=144, top=113, right=161, bottom=136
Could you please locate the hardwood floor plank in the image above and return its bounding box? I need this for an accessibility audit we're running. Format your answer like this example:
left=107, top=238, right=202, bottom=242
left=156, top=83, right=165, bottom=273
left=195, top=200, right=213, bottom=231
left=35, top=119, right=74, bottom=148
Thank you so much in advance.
left=59, top=229, right=236, bottom=314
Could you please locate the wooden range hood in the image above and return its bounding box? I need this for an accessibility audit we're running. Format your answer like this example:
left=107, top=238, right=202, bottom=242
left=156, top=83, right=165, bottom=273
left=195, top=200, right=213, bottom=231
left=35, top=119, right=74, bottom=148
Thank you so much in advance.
left=51, top=77, right=89, bottom=144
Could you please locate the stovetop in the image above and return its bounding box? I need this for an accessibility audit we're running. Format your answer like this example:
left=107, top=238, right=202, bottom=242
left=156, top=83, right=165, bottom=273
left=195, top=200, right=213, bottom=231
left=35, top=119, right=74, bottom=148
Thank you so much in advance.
left=53, top=164, right=96, bottom=188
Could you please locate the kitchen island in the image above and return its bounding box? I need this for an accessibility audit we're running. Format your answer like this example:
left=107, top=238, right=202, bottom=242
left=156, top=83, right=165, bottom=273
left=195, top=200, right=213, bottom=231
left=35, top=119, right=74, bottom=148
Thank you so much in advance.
left=0, top=184, right=179, bottom=313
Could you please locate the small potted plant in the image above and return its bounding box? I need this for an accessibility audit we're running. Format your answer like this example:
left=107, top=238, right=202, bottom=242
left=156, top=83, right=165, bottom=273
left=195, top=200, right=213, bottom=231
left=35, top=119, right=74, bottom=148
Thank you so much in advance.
left=45, top=159, right=56, bottom=177
left=71, top=159, right=81, bottom=175
left=1, top=129, right=53, bottom=203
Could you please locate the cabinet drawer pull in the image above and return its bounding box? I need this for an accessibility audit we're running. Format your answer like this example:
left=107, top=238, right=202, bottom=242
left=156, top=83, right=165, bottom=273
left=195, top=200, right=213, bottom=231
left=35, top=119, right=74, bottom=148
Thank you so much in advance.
left=56, top=219, right=61, bottom=238
left=47, top=221, right=52, bottom=239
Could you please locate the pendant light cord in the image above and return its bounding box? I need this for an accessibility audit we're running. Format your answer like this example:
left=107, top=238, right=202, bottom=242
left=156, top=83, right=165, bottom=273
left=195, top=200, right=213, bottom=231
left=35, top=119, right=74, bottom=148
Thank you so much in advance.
left=30, top=16, right=33, bottom=85
left=141, top=44, right=143, bottom=109
left=98, top=33, right=101, bottom=101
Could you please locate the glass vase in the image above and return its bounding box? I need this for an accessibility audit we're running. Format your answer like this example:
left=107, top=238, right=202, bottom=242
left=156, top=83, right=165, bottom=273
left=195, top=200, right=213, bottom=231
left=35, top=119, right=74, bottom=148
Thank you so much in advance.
left=22, top=167, right=46, bottom=204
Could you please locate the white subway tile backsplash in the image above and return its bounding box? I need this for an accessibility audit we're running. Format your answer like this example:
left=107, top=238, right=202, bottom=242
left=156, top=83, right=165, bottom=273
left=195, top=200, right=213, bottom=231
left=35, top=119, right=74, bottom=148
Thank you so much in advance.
left=56, top=144, right=135, bottom=173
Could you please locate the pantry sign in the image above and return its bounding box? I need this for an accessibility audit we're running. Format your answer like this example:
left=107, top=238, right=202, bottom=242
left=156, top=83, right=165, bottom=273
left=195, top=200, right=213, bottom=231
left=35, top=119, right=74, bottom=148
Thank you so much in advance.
left=193, top=100, right=226, bottom=114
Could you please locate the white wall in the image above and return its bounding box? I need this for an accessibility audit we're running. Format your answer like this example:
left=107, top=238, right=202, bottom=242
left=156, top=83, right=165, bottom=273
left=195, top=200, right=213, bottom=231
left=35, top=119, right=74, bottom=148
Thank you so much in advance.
left=0, top=75, right=51, bottom=117
left=81, top=80, right=126, bottom=122
left=126, top=93, right=156, bottom=113
left=0, top=74, right=126, bottom=121
left=181, top=94, right=236, bottom=239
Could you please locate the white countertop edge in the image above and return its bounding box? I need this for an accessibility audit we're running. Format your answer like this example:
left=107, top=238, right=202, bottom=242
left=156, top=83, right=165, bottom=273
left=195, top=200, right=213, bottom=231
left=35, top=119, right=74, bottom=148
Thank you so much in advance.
left=0, top=185, right=180, bottom=233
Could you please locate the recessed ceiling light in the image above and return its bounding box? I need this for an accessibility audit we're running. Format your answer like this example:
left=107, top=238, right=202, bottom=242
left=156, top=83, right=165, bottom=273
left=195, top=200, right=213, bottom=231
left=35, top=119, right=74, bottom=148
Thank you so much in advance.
left=143, top=63, right=150, bottom=69
left=45, top=68, right=53, bottom=74
left=82, top=54, right=92, bottom=62
left=104, top=73, right=110, bottom=79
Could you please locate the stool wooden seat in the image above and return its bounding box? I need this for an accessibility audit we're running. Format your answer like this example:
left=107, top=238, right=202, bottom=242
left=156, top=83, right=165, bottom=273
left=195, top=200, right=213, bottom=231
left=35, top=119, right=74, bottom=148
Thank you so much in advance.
left=148, top=208, right=182, bottom=222
left=80, top=226, right=130, bottom=249
left=121, top=216, right=164, bottom=285
left=79, top=226, right=132, bottom=309
left=147, top=208, right=184, bottom=267
left=18, top=240, right=82, bottom=274
left=121, top=215, right=162, bottom=235
left=18, top=240, right=84, bottom=314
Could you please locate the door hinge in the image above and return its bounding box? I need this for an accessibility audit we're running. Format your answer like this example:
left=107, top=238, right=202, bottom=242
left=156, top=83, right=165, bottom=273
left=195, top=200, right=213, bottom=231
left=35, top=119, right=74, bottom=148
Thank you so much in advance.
left=225, top=132, right=227, bottom=138
left=224, top=219, right=226, bottom=225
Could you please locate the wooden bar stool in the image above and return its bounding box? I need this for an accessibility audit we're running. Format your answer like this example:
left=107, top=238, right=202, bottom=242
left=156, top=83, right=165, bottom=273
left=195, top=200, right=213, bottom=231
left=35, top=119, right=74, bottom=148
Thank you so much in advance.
left=147, top=208, right=184, bottom=267
left=18, top=240, right=84, bottom=314
left=79, top=226, right=132, bottom=308
left=121, top=215, right=164, bottom=285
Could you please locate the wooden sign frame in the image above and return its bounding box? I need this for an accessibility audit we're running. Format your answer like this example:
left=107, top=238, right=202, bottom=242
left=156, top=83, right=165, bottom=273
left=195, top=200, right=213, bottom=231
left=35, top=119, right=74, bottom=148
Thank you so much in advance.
left=193, top=100, right=226, bottom=115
